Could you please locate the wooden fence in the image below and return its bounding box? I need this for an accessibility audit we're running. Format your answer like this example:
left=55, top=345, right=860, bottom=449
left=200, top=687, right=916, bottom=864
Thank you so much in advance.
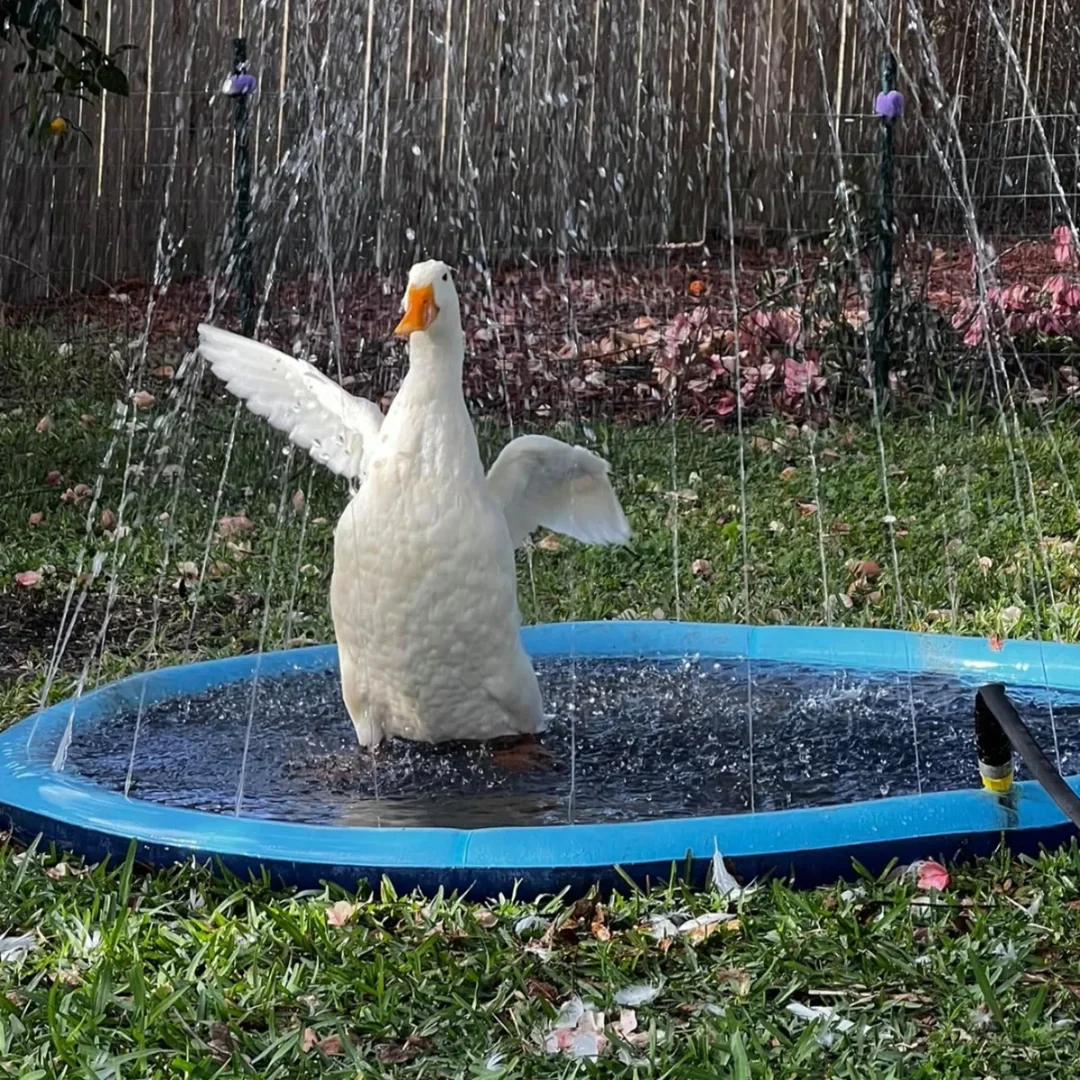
left=2, top=0, right=1079, bottom=302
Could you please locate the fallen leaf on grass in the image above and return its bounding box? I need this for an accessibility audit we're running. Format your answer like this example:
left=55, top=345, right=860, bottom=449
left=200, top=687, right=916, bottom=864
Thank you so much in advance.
left=537, top=533, right=561, bottom=552
left=751, top=437, right=784, bottom=452
left=28, top=512, right=43, bottom=526
left=377, top=1035, right=433, bottom=1063
left=45, top=470, right=62, bottom=486
left=691, top=558, right=712, bottom=578
left=209, top=1022, right=238, bottom=1063
left=132, top=390, right=156, bottom=409
left=35, top=415, right=52, bottom=434
left=100, top=508, right=116, bottom=529
left=292, top=489, right=306, bottom=513
left=797, top=501, right=818, bottom=516
left=304, top=1032, right=344, bottom=1056
left=590, top=902, right=612, bottom=942
left=716, top=968, right=752, bottom=996
left=14, top=570, right=41, bottom=587
left=849, top=560, right=880, bottom=579
left=473, top=907, right=498, bottom=928
left=526, top=979, right=559, bottom=1002
left=325, top=900, right=358, bottom=927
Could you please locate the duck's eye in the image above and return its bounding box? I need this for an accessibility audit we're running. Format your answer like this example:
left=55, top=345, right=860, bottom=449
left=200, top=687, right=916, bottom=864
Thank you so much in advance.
left=442, top=273, right=449, bottom=282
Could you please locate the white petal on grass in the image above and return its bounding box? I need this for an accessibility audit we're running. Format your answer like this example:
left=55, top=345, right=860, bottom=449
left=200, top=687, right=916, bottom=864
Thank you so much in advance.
left=569, top=1032, right=603, bottom=1059
left=784, top=1001, right=885, bottom=1049
left=0, top=933, right=36, bottom=962
left=554, top=996, right=585, bottom=1028
left=514, top=914, right=547, bottom=936
left=644, top=914, right=680, bottom=940
left=614, top=984, right=660, bottom=1007
left=711, top=839, right=745, bottom=899
left=677, top=912, right=736, bottom=934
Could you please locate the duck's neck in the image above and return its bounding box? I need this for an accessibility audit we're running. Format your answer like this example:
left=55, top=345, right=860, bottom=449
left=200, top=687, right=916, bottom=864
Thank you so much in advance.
left=403, top=326, right=465, bottom=392
left=382, top=322, right=479, bottom=469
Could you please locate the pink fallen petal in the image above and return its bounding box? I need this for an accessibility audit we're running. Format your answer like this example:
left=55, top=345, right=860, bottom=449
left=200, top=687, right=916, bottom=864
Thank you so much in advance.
left=217, top=514, right=254, bottom=539
left=14, top=570, right=42, bottom=587
left=714, top=392, right=737, bottom=417
left=325, top=900, right=358, bottom=927
left=915, top=859, right=950, bottom=891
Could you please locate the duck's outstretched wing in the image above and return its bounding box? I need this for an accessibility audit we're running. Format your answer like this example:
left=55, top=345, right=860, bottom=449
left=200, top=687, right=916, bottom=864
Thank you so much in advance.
left=197, top=324, right=383, bottom=480
left=486, top=434, right=631, bottom=549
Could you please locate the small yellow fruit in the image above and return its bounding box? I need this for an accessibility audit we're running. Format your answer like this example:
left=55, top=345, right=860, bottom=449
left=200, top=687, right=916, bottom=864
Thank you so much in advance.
left=49, top=117, right=67, bottom=135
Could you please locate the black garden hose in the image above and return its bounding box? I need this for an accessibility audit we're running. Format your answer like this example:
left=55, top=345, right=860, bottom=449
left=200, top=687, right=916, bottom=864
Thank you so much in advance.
left=975, top=682, right=1080, bottom=830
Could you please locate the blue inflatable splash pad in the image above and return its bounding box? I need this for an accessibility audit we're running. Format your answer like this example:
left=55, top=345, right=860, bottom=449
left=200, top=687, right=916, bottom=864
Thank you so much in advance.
left=2, top=622, right=1079, bottom=897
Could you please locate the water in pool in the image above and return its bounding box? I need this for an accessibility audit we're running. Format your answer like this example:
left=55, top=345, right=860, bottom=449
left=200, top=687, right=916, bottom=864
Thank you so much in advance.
left=52, top=657, right=1080, bottom=827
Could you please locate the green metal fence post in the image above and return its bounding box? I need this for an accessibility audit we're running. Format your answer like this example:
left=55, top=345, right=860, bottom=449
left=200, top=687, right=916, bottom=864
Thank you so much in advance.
left=231, top=37, right=255, bottom=337
left=871, top=50, right=898, bottom=400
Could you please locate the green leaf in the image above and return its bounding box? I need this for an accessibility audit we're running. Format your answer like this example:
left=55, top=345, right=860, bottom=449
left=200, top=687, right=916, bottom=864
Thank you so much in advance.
left=18, top=0, right=61, bottom=45
left=96, top=61, right=128, bottom=96
left=730, top=1029, right=752, bottom=1080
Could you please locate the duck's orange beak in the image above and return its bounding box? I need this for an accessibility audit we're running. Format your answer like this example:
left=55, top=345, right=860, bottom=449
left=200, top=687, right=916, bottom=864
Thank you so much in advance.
left=394, top=283, right=439, bottom=336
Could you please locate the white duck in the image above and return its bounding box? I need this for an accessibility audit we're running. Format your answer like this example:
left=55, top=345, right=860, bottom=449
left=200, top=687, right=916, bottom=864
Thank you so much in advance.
left=196, top=259, right=629, bottom=767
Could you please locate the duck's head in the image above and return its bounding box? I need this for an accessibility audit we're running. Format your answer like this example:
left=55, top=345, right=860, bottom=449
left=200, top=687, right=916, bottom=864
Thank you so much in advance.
left=393, top=260, right=461, bottom=341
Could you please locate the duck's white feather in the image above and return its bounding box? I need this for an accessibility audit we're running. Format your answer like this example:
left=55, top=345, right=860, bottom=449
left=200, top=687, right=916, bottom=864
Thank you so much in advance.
left=486, top=434, right=631, bottom=548
left=196, top=324, right=383, bottom=480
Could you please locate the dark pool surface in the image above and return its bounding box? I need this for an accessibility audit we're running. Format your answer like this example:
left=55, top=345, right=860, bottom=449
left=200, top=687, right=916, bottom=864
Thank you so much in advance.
left=48, top=658, right=1080, bottom=827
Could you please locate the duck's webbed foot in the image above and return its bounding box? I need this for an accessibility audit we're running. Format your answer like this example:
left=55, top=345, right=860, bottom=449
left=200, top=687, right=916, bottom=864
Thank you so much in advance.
left=487, top=733, right=552, bottom=773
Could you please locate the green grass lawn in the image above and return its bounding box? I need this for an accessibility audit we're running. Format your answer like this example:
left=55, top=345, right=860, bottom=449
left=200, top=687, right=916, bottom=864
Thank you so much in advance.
left=3, top=324, right=1080, bottom=1075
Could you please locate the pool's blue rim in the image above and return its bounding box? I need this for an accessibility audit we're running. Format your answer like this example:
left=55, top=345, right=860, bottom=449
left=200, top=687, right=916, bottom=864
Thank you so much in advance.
left=2, top=621, right=1079, bottom=890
